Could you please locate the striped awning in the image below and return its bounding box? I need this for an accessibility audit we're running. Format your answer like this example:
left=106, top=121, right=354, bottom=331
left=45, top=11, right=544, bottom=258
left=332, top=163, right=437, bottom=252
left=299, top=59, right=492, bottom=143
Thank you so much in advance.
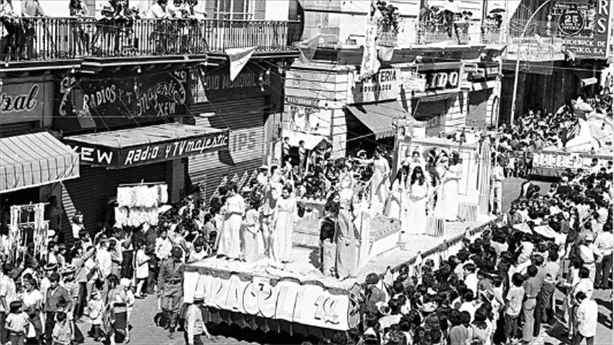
left=1, top=132, right=80, bottom=193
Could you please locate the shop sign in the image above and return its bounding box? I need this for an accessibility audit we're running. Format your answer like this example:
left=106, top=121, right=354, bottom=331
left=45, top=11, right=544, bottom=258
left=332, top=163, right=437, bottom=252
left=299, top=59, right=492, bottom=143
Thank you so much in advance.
left=285, top=96, right=320, bottom=108
left=486, top=66, right=500, bottom=77
left=420, top=70, right=460, bottom=91
left=534, top=151, right=611, bottom=170
left=197, top=63, right=280, bottom=102
left=184, top=271, right=356, bottom=331
left=56, top=71, right=188, bottom=130
left=0, top=83, right=45, bottom=125
left=66, top=131, right=229, bottom=168
left=552, top=1, right=612, bottom=59
left=350, top=68, right=400, bottom=104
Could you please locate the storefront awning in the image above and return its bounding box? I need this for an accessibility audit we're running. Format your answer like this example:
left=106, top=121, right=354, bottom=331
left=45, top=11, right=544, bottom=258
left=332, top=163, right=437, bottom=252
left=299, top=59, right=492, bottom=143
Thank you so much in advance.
left=472, top=80, right=498, bottom=91
left=413, top=90, right=460, bottom=103
left=1, top=132, right=80, bottom=193
left=346, top=102, right=410, bottom=140
left=63, top=123, right=229, bottom=169
left=283, top=130, right=331, bottom=151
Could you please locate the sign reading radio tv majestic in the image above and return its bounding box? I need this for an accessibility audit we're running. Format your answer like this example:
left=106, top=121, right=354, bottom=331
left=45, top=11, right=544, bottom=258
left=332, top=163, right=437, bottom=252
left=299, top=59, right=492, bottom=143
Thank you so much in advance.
left=553, top=1, right=612, bottom=59
left=56, top=71, right=188, bottom=130
left=66, top=130, right=229, bottom=168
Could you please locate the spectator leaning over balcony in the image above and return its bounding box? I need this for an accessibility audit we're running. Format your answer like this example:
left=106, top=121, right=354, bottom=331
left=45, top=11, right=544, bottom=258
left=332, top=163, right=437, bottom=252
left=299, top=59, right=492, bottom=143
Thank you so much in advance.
left=0, top=0, right=15, bottom=61
left=151, top=0, right=170, bottom=53
left=21, top=0, right=45, bottom=59
left=186, top=0, right=207, bottom=19
left=69, top=0, right=90, bottom=55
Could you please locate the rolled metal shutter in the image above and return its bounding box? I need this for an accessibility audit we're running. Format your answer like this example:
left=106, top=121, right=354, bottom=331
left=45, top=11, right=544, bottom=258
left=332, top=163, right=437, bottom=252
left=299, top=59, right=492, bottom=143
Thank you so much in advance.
left=188, top=97, right=269, bottom=202
left=61, top=163, right=166, bottom=236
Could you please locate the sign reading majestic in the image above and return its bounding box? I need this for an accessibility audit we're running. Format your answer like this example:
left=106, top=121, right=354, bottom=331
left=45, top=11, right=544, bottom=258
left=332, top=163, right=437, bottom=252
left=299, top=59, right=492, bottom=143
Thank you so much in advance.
left=55, top=71, right=189, bottom=130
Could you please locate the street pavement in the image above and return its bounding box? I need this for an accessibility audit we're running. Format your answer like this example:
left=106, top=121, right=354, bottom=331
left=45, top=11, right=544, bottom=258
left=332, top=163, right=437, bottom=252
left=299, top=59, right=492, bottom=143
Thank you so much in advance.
left=75, top=178, right=613, bottom=345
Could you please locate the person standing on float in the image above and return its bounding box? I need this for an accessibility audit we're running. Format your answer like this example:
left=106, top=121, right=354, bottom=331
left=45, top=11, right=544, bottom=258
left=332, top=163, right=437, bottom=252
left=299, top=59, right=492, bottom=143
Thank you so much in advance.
left=388, top=165, right=409, bottom=225
left=436, top=151, right=462, bottom=221
left=359, top=149, right=390, bottom=208
left=270, top=185, right=297, bottom=263
left=407, top=166, right=429, bottom=235
left=261, top=166, right=283, bottom=258
left=216, top=182, right=245, bottom=260
left=335, top=186, right=358, bottom=279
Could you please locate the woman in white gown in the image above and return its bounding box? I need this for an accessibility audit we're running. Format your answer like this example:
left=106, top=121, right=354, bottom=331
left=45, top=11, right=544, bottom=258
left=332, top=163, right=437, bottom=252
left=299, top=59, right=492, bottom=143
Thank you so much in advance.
left=369, top=149, right=390, bottom=206
left=436, top=152, right=463, bottom=221
left=217, top=182, right=245, bottom=260
left=388, top=166, right=409, bottom=225
left=407, top=166, right=429, bottom=235
left=271, top=185, right=297, bottom=263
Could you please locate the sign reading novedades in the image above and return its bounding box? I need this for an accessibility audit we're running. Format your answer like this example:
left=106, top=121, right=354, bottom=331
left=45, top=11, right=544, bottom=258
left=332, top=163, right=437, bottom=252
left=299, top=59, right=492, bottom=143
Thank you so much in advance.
left=351, top=68, right=400, bottom=104
left=553, top=1, right=612, bottom=59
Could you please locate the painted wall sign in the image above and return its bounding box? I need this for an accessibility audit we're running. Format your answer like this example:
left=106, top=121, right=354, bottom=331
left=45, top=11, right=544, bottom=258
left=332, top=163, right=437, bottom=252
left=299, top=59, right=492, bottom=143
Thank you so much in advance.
left=55, top=71, right=188, bottom=131
left=183, top=271, right=357, bottom=331
left=350, top=68, right=401, bottom=104
left=195, top=63, right=280, bottom=102
left=553, top=1, right=612, bottom=59
left=65, top=130, right=229, bottom=168
left=0, top=83, right=45, bottom=125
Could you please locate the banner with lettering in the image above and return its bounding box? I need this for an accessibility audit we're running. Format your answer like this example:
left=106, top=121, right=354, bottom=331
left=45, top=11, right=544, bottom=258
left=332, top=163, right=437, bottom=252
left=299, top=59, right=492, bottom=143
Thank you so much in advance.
left=1, top=82, right=47, bottom=126
left=66, top=130, right=229, bottom=168
left=183, top=269, right=359, bottom=331
left=55, top=70, right=189, bottom=131
left=533, top=150, right=612, bottom=171
left=350, top=68, right=401, bottom=104
left=196, top=62, right=281, bottom=102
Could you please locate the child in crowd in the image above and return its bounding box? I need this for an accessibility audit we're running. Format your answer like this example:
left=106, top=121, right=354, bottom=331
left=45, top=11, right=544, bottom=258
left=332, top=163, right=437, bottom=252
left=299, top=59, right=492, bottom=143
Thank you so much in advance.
left=134, top=240, right=149, bottom=298
left=5, top=301, right=30, bottom=345
left=86, top=291, right=104, bottom=342
left=52, top=312, right=73, bottom=345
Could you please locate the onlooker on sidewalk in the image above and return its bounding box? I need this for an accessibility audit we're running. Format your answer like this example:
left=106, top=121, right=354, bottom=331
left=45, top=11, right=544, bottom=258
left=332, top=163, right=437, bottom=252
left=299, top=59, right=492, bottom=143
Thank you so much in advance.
left=572, top=292, right=597, bottom=345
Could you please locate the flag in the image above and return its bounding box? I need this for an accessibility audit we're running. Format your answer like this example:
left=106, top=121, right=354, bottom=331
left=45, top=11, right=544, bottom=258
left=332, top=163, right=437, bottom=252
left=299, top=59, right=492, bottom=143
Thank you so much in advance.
left=298, top=34, right=320, bottom=63
left=562, top=45, right=576, bottom=61
left=225, top=46, right=257, bottom=82
left=359, top=0, right=381, bottom=80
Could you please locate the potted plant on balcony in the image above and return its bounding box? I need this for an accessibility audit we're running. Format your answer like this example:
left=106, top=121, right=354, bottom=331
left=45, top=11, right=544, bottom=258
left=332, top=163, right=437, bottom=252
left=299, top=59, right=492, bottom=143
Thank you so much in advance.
left=375, top=0, right=400, bottom=48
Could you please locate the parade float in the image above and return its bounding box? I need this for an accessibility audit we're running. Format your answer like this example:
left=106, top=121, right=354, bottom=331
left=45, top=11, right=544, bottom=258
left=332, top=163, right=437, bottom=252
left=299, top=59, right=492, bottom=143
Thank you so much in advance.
left=532, top=98, right=613, bottom=177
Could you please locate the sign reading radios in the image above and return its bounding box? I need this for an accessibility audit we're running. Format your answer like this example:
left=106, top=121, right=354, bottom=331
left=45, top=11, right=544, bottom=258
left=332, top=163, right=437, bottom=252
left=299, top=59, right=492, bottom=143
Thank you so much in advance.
left=351, top=68, right=400, bottom=104
left=183, top=271, right=359, bottom=331
left=553, top=1, right=612, bottom=59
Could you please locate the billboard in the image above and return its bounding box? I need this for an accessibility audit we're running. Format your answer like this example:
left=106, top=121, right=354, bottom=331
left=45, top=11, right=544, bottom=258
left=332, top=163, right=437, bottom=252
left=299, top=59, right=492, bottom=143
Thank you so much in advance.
left=553, top=0, right=612, bottom=59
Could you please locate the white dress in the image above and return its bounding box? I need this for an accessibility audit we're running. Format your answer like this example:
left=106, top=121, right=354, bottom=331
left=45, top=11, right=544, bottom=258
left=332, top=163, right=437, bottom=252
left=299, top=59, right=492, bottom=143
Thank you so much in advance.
left=354, top=200, right=370, bottom=269
left=271, top=196, right=297, bottom=263
left=436, top=164, right=462, bottom=220
left=370, top=157, right=390, bottom=205
left=217, top=194, right=246, bottom=260
left=135, top=249, right=149, bottom=279
left=388, top=178, right=408, bottom=223
left=407, top=182, right=429, bottom=235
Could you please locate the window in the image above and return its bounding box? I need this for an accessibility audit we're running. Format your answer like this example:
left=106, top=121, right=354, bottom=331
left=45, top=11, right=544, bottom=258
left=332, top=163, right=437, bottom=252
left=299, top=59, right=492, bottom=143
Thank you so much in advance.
left=214, top=0, right=254, bottom=20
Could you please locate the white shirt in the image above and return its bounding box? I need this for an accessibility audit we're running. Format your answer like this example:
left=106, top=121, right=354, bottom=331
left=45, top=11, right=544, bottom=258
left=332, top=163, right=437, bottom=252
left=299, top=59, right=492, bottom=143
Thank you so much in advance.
left=464, top=273, right=479, bottom=295
left=155, top=238, right=173, bottom=260
left=572, top=278, right=594, bottom=301
left=0, top=274, right=16, bottom=312
left=96, top=248, right=112, bottom=278
left=595, top=232, right=614, bottom=256
left=493, top=166, right=505, bottom=182
left=576, top=299, right=598, bottom=337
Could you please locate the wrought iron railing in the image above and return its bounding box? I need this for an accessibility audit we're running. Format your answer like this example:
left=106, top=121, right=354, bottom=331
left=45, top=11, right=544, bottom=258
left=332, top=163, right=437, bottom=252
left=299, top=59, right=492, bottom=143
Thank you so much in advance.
left=416, top=22, right=471, bottom=45
left=0, top=17, right=299, bottom=62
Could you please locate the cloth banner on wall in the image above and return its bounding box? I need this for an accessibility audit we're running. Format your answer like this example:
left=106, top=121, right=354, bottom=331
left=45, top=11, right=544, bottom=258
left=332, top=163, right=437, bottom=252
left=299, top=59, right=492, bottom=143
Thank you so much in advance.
left=226, top=47, right=258, bottom=82
left=298, top=34, right=321, bottom=63
left=359, top=0, right=381, bottom=80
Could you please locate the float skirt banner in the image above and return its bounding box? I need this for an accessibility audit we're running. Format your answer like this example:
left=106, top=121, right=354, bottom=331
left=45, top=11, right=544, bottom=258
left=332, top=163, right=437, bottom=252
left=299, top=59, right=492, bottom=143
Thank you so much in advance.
left=183, top=270, right=357, bottom=331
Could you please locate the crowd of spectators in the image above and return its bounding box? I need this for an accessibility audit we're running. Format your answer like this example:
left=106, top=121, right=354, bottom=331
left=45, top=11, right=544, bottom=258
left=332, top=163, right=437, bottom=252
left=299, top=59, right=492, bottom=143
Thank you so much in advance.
left=313, top=160, right=612, bottom=345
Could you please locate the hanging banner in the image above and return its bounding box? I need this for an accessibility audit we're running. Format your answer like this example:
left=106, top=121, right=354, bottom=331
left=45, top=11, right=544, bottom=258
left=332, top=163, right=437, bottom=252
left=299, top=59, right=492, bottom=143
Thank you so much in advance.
left=226, top=46, right=258, bottom=82
left=552, top=1, right=612, bottom=59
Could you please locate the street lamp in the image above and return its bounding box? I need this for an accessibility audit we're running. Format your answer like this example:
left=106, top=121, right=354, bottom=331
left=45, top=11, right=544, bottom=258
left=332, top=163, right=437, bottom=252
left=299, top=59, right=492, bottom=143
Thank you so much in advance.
left=509, top=0, right=553, bottom=124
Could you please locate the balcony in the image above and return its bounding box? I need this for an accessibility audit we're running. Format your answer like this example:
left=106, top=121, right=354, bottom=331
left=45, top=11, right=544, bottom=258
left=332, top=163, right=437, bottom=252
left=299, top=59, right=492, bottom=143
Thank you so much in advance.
left=0, top=17, right=299, bottom=64
left=415, top=22, right=506, bottom=46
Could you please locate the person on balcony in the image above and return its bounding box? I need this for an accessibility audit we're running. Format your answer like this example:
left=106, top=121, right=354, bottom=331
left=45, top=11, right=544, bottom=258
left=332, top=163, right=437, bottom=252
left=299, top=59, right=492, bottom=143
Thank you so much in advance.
left=168, top=0, right=190, bottom=53
left=151, top=0, right=170, bottom=54
left=0, top=0, right=16, bottom=61
left=20, top=0, right=45, bottom=59
left=69, top=0, right=90, bottom=55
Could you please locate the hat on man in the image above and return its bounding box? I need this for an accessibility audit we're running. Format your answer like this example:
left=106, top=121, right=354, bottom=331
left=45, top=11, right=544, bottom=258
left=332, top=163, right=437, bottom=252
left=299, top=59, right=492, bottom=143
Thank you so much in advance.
left=61, top=265, right=76, bottom=275
left=365, top=273, right=379, bottom=285
left=44, top=263, right=58, bottom=272
left=421, top=302, right=438, bottom=313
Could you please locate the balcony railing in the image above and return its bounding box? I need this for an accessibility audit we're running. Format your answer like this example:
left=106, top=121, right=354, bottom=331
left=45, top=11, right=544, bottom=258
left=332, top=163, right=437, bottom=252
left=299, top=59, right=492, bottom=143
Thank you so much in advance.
left=0, top=17, right=299, bottom=62
left=416, top=22, right=471, bottom=45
